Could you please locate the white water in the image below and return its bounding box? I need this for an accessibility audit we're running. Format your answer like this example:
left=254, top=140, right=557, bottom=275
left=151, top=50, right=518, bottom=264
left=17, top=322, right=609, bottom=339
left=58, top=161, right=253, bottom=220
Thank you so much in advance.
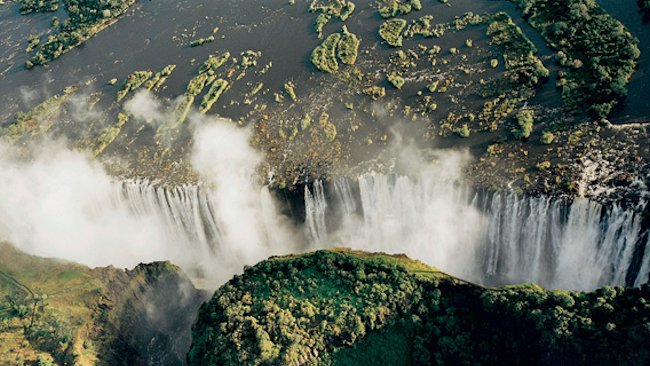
left=319, top=174, right=650, bottom=290
left=114, top=174, right=650, bottom=291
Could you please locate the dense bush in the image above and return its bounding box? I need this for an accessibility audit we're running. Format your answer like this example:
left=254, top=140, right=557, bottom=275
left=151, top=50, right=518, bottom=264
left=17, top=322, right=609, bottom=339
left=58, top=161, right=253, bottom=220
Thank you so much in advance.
left=337, top=26, right=360, bottom=65
left=512, top=108, right=534, bottom=139
left=387, top=73, right=405, bottom=89
left=24, top=0, right=138, bottom=67
left=311, top=33, right=342, bottom=73
left=19, top=0, right=59, bottom=14
left=378, top=0, right=422, bottom=18
left=116, top=70, right=153, bottom=102
left=199, top=79, right=229, bottom=113
left=311, top=27, right=360, bottom=73
left=379, top=19, right=407, bottom=47
left=485, top=12, right=549, bottom=95
left=189, top=250, right=650, bottom=365
left=309, top=0, right=356, bottom=36
left=511, top=0, right=640, bottom=118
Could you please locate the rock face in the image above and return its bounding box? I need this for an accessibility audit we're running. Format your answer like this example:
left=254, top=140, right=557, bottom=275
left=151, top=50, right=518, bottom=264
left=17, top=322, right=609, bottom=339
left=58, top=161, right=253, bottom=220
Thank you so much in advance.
left=0, top=243, right=209, bottom=365
left=189, top=249, right=650, bottom=366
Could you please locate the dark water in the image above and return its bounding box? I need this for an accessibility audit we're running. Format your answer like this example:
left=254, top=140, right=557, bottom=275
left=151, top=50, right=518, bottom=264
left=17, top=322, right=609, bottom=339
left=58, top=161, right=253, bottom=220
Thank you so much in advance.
left=597, top=0, right=650, bottom=123
left=0, top=0, right=555, bottom=121
left=0, top=0, right=646, bottom=140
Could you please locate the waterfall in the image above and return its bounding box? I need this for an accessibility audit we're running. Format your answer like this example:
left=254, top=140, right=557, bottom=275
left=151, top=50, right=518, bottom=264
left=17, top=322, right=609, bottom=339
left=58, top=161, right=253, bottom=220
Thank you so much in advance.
left=304, top=180, right=328, bottom=244
left=113, top=176, right=650, bottom=291
left=312, top=174, right=650, bottom=290
left=112, top=180, right=302, bottom=285
left=118, top=181, right=221, bottom=255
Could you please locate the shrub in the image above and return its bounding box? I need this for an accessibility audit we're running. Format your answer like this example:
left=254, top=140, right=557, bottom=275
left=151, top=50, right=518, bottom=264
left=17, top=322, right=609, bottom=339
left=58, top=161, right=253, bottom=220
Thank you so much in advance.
left=379, top=19, right=407, bottom=47
left=311, top=33, right=341, bottom=73
left=540, top=131, right=555, bottom=145
left=337, top=26, right=360, bottom=65
left=512, top=109, right=534, bottom=139
left=387, top=73, right=405, bottom=89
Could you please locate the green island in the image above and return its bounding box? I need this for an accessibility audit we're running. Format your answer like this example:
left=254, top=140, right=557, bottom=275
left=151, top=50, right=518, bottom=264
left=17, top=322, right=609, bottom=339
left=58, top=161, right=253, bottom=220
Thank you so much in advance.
left=143, top=64, right=177, bottom=92
left=379, top=18, right=408, bottom=47
left=190, top=35, right=215, bottom=47
left=200, top=79, right=230, bottom=113
left=378, top=0, right=422, bottom=18
left=189, top=249, right=650, bottom=365
left=23, top=0, right=138, bottom=68
left=510, top=0, right=640, bottom=118
left=18, top=0, right=58, bottom=14
left=309, top=0, right=356, bottom=37
left=93, top=112, right=129, bottom=157
left=116, top=70, right=153, bottom=102
left=337, top=26, right=360, bottom=65
left=1, top=86, right=77, bottom=143
left=311, top=33, right=343, bottom=73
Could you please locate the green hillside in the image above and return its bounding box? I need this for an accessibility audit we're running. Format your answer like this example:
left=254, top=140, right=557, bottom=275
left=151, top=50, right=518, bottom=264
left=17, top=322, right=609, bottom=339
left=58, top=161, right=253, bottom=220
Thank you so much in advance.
left=190, top=249, right=650, bottom=365
left=0, top=243, right=208, bottom=366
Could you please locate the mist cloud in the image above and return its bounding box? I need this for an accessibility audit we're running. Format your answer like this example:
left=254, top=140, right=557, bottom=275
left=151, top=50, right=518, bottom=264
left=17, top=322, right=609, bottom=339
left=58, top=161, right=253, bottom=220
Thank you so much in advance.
left=0, top=139, right=174, bottom=268
left=0, top=89, right=484, bottom=288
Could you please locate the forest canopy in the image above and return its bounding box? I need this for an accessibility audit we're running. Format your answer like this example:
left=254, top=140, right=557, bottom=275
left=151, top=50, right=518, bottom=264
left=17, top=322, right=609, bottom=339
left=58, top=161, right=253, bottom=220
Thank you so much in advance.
left=189, top=250, right=650, bottom=366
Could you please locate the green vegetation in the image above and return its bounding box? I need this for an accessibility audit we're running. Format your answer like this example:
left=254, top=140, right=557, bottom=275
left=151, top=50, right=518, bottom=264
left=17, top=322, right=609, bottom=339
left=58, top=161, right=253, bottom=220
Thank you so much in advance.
left=93, top=112, right=129, bottom=156
left=0, top=243, right=204, bottom=365
left=309, top=0, right=356, bottom=36
left=337, top=26, right=360, bottom=65
left=642, top=0, right=650, bottom=12
left=240, top=50, right=261, bottom=69
left=283, top=81, right=298, bottom=102
left=404, top=12, right=484, bottom=39
left=200, top=79, right=229, bottom=113
left=541, top=131, right=555, bottom=144
left=311, top=26, right=361, bottom=72
left=117, top=70, right=153, bottom=102
left=190, top=35, right=215, bottom=47
left=144, top=64, right=176, bottom=91
left=536, top=160, right=551, bottom=170
left=379, top=18, right=407, bottom=47
left=315, top=13, right=331, bottom=38
left=511, top=0, right=640, bottom=118
left=319, top=112, right=337, bottom=141
left=485, top=12, right=549, bottom=94
left=387, top=73, right=405, bottom=89
left=455, top=123, right=470, bottom=137
left=311, top=33, right=342, bottom=73
left=157, top=52, right=232, bottom=140
left=19, top=0, right=58, bottom=14
left=201, top=52, right=231, bottom=74
left=301, top=114, right=312, bottom=130
left=405, top=15, right=444, bottom=38
left=24, top=0, right=137, bottom=67
left=2, top=86, right=76, bottom=142
left=378, top=0, right=422, bottom=18
left=190, top=250, right=650, bottom=365
left=363, top=85, right=386, bottom=99
left=512, top=108, right=534, bottom=139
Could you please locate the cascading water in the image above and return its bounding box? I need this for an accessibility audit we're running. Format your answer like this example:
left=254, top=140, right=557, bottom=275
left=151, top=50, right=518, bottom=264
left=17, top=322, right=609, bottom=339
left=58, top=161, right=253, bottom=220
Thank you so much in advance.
left=310, top=174, right=650, bottom=291
left=111, top=180, right=303, bottom=285
left=304, top=181, right=328, bottom=244
left=113, top=175, right=650, bottom=291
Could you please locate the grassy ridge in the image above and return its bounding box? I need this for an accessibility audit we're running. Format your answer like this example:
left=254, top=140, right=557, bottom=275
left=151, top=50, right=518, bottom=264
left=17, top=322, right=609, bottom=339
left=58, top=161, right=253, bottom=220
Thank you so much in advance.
left=0, top=243, right=205, bottom=366
left=190, top=249, right=650, bottom=365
